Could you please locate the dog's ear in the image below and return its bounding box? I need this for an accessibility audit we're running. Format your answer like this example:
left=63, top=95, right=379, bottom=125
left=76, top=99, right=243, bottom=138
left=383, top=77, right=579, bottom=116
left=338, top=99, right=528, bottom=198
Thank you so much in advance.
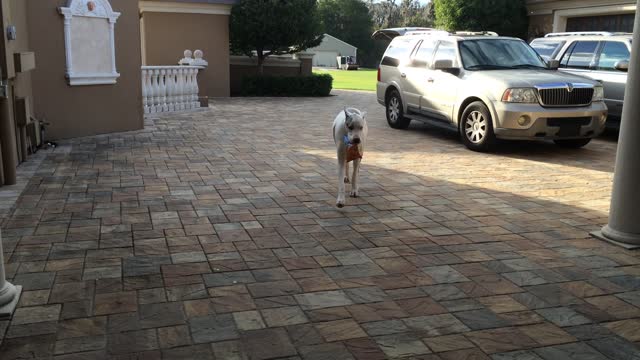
left=344, top=108, right=353, bottom=127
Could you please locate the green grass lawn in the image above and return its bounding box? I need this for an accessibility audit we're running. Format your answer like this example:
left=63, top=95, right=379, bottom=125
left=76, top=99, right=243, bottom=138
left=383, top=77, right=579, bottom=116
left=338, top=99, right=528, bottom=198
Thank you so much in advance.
left=314, top=68, right=377, bottom=92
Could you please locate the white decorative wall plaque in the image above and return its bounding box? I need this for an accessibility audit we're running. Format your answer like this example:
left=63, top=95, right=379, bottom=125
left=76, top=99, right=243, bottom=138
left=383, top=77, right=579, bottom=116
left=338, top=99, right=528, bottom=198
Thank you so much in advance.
left=59, top=0, right=121, bottom=86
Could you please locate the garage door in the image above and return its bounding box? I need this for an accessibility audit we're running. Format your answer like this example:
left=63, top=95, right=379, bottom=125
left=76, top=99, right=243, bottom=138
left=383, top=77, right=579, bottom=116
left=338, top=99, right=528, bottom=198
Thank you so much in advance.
left=313, top=51, right=339, bottom=68
left=567, top=14, right=634, bottom=33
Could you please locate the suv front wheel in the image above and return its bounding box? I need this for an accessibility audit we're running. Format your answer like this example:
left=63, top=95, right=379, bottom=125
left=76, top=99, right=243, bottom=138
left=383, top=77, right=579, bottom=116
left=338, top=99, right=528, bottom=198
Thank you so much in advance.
left=460, top=101, right=496, bottom=152
left=386, top=90, right=411, bottom=129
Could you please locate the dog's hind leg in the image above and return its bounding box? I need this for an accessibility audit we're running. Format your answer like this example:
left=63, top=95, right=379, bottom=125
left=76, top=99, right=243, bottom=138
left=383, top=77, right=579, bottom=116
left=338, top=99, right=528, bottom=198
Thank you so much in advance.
left=350, top=158, right=361, bottom=198
left=344, top=162, right=350, bottom=184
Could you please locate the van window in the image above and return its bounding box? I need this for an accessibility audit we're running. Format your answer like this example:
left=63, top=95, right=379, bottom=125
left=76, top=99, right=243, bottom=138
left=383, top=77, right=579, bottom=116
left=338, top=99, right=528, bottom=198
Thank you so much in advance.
left=597, top=41, right=630, bottom=71
left=560, top=41, right=598, bottom=69
left=432, top=41, right=459, bottom=67
left=381, top=38, right=418, bottom=66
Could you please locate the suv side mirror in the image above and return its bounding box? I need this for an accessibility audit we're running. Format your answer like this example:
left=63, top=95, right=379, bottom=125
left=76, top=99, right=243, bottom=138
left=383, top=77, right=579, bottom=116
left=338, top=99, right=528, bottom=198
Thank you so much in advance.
left=433, top=59, right=460, bottom=75
left=547, top=59, right=560, bottom=70
left=615, top=60, right=629, bottom=72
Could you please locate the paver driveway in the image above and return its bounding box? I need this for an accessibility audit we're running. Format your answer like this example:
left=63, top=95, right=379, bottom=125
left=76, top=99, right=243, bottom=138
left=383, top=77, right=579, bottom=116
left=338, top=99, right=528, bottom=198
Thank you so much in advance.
left=0, top=90, right=638, bottom=360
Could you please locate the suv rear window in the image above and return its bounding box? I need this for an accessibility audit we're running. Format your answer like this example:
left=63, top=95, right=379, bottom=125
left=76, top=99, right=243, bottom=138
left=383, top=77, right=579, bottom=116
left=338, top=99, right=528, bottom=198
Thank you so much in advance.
left=597, top=41, right=630, bottom=70
left=560, top=41, right=599, bottom=69
left=381, top=38, right=417, bottom=66
left=530, top=40, right=565, bottom=60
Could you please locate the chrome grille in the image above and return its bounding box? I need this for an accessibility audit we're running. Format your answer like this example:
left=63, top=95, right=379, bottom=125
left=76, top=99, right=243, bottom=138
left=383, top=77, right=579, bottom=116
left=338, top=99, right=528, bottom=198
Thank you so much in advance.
left=537, top=86, right=593, bottom=107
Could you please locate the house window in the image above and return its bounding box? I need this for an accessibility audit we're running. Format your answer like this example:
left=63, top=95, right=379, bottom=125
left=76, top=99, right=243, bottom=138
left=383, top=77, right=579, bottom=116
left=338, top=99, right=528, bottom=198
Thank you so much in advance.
left=567, top=14, right=634, bottom=33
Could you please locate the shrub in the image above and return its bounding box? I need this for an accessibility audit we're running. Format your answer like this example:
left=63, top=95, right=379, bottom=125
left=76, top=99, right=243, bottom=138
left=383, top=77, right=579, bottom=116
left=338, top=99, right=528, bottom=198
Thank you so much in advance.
left=241, top=73, right=333, bottom=97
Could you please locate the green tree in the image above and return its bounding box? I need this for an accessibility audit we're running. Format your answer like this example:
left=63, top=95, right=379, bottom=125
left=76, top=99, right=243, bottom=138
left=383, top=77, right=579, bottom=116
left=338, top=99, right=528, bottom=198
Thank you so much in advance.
left=433, top=0, right=528, bottom=38
left=318, top=0, right=376, bottom=66
left=230, top=0, right=324, bottom=74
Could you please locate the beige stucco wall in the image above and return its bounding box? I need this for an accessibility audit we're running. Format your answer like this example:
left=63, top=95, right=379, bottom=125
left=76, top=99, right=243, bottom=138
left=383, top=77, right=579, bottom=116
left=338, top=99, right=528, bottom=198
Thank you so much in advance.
left=142, top=12, right=230, bottom=98
left=26, top=0, right=143, bottom=140
left=528, top=14, right=554, bottom=40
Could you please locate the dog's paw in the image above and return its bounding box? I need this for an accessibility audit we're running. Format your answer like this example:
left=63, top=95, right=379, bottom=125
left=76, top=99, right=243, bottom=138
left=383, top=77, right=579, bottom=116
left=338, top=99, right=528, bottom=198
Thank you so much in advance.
left=350, top=190, right=359, bottom=198
left=344, top=177, right=350, bottom=184
left=336, top=195, right=345, bottom=208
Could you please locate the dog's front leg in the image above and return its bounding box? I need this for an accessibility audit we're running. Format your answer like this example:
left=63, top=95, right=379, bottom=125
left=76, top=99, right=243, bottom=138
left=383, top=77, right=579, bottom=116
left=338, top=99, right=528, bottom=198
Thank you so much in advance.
left=344, top=162, right=350, bottom=184
left=336, top=153, right=346, bottom=208
left=350, top=158, right=361, bottom=198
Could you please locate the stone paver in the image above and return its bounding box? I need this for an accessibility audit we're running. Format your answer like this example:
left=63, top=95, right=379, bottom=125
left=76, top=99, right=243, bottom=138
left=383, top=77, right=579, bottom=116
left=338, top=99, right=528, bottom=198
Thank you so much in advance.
left=0, top=90, right=638, bottom=359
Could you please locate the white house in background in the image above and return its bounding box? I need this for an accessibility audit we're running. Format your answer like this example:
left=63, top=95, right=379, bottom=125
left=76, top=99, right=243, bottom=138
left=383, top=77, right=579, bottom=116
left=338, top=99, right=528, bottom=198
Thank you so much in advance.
left=308, top=34, right=357, bottom=68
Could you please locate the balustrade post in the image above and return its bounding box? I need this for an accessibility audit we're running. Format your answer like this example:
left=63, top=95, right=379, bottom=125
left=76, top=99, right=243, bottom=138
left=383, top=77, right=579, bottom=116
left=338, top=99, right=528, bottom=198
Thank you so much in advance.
left=167, top=69, right=175, bottom=112
left=178, top=68, right=186, bottom=111
left=159, top=69, right=168, bottom=113
left=192, top=68, right=199, bottom=109
left=141, top=69, right=149, bottom=114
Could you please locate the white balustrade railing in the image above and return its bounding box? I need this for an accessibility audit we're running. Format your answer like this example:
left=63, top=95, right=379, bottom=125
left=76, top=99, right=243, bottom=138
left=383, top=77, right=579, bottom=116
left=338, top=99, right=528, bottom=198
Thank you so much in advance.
left=141, top=66, right=201, bottom=114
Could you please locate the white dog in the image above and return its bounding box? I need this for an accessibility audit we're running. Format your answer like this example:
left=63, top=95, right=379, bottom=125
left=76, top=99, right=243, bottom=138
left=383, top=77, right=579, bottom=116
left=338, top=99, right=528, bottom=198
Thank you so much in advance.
left=333, top=108, right=368, bottom=208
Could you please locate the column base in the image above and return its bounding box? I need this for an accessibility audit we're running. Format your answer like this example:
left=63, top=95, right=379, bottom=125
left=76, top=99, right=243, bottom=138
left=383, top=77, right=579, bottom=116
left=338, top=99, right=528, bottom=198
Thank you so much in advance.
left=0, top=284, right=21, bottom=320
left=591, top=226, right=640, bottom=250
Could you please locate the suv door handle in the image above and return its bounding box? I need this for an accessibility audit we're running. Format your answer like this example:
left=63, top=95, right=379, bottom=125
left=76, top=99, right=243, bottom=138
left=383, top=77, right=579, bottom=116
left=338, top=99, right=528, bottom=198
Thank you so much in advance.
left=427, top=78, right=435, bottom=83
left=401, top=73, right=407, bottom=78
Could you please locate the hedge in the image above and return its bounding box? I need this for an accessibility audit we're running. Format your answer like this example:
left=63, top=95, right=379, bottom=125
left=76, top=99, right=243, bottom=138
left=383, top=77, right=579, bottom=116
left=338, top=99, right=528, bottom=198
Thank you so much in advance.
left=241, top=73, right=333, bottom=97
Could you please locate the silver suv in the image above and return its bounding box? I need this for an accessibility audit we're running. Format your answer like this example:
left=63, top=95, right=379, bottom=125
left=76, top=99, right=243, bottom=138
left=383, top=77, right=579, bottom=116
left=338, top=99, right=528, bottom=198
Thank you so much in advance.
left=375, top=29, right=608, bottom=151
left=530, top=32, right=631, bottom=128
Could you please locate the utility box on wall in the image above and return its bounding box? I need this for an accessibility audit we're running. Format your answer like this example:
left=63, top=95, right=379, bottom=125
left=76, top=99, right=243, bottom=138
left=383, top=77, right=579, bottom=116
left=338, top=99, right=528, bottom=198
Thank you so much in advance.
left=58, top=0, right=120, bottom=86
left=13, top=52, right=35, bottom=73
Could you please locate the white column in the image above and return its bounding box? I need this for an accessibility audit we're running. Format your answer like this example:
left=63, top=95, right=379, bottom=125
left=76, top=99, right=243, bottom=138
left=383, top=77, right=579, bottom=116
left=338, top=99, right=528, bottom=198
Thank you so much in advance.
left=108, top=18, right=117, bottom=76
left=593, top=7, right=640, bottom=249
left=62, top=15, right=73, bottom=77
left=0, top=229, right=22, bottom=318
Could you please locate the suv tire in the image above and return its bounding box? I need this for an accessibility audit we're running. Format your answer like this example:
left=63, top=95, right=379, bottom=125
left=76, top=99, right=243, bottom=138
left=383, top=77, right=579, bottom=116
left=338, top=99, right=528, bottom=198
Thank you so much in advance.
left=460, top=101, right=496, bottom=152
left=554, top=138, right=591, bottom=148
left=386, top=90, right=411, bottom=129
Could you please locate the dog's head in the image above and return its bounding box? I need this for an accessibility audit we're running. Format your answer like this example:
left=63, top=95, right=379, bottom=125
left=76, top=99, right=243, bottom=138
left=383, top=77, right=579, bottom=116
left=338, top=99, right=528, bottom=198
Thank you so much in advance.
left=344, top=108, right=366, bottom=145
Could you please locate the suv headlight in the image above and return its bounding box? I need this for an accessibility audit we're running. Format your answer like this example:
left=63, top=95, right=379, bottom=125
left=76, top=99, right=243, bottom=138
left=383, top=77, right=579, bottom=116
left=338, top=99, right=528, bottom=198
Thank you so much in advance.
left=502, top=88, right=538, bottom=103
left=592, top=86, right=604, bottom=102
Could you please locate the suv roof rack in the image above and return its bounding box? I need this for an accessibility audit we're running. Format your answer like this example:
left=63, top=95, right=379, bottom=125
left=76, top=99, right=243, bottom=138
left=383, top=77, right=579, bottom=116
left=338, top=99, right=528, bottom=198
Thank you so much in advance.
left=371, top=27, right=436, bottom=40
left=452, top=31, right=499, bottom=36
left=544, top=31, right=632, bottom=37
left=372, top=28, right=500, bottom=40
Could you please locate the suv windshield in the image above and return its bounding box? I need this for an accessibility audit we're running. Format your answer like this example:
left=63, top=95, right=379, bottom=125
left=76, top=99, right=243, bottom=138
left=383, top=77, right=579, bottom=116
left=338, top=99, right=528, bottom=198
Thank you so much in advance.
left=460, top=39, right=547, bottom=70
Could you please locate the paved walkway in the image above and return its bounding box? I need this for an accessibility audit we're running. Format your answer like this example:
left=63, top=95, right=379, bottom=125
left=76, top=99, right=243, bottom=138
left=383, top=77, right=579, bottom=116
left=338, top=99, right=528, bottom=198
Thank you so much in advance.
left=0, top=91, right=638, bottom=359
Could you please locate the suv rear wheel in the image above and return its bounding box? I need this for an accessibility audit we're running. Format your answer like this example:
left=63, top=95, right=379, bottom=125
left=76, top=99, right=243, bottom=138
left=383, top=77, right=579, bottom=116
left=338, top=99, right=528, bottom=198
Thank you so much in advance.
left=554, top=138, right=591, bottom=148
left=460, top=101, right=496, bottom=152
left=386, top=90, right=411, bottom=129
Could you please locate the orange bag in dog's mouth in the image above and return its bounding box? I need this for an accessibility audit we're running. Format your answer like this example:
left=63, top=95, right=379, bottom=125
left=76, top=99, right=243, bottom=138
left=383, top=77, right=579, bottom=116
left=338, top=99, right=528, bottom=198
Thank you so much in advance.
left=346, top=144, right=363, bottom=163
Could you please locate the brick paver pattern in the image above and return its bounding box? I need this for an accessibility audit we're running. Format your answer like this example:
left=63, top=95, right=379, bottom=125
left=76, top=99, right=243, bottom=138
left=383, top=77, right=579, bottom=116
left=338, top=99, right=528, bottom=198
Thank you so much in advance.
left=0, top=90, right=638, bottom=359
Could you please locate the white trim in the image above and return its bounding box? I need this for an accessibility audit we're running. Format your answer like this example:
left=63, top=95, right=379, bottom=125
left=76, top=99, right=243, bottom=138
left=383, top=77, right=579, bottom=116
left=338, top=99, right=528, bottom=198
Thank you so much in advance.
left=139, top=1, right=232, bottom=15
left=68, top=72, right=121, bottom=86
left=321, top=33, right=358, bottom=50
left=59, top=0, right=121, bottom=86
left=553, top=4, right=636, bottom=32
